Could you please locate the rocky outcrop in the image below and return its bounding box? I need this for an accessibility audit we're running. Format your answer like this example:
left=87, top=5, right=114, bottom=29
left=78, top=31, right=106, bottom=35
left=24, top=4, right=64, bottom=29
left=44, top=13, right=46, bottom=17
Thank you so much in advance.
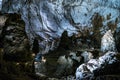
left=76, top=51, right=120, bottom=80
left=75, top=30, right=120, bottom=80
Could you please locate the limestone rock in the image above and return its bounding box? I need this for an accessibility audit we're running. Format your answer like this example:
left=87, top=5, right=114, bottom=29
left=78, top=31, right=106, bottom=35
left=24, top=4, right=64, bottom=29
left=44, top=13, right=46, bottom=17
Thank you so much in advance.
left=1, top=0, right=120, bottom=53
left=81, top=51, right=93, bottom=63
left=101, top=30, right=116, bottom=53
left=76, top=51, right=119, bottom=80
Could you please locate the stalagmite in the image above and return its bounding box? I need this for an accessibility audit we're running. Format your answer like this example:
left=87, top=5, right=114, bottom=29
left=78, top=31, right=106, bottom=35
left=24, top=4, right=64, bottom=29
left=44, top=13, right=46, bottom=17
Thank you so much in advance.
left=101, top=30, right=116, bottom=53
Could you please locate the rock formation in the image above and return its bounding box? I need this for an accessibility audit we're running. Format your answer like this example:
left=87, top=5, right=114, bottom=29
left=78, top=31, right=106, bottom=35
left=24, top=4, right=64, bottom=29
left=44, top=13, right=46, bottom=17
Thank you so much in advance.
left=101, top=30, right=116, bottom=53
left=76, top=51, right=120, bottom=80
left=81, top=51, right=93, bottom=63
left=0, top=0, right=120, bottom=79
left=1, top=0, right=120, bottom=54
left=0, top=15, right=7, bottom=47
left=1, top=13, right=32, bottom=61
left=0, top=13, right=37, bottom=80
left=75, top=30, right=119, bottom=80
left=55, top=55, right=73, bottom=76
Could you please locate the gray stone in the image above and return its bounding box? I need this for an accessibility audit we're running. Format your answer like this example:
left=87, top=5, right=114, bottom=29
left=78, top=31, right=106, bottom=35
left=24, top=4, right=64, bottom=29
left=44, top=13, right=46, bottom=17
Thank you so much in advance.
left=76, top=51, right=119, bottom=80
left=101, top=30, right=116, bottom=53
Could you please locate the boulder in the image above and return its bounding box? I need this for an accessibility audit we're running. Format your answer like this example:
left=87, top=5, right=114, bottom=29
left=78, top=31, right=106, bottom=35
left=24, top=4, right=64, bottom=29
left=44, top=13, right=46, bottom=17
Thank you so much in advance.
left=76, top=51, right=120, bottom=80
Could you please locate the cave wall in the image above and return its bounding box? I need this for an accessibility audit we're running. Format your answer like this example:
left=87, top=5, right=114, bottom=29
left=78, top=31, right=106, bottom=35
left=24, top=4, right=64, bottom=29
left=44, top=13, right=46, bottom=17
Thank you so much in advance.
left=1, top=0, right=120, bottom=53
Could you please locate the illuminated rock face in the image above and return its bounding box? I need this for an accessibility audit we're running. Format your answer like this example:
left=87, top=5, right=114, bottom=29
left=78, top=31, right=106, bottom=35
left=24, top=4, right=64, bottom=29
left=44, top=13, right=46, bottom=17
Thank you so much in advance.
left=76, top=51, right=119, bottom=80
left=75, top=30, right=119, bottom=80
left=101, top=30, right=116, bottom=53
left=1, top=0, right=120, bottom=54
